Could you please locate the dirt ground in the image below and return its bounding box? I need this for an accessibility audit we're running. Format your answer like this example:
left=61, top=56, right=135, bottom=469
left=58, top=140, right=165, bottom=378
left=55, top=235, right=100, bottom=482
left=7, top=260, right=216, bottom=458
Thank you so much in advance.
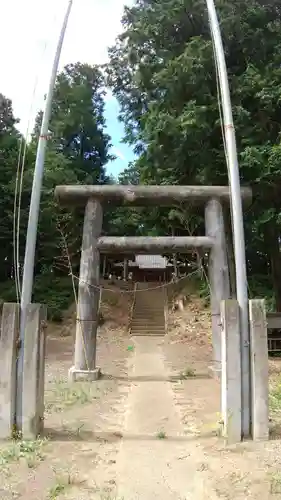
left=1, top=287, right=281, bottom=499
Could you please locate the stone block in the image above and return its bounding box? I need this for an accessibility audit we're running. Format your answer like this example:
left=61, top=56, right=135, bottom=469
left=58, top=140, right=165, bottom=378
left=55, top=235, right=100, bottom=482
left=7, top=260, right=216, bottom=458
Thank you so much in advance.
left=68, top=366, right=100, bottom=383
left=22, top=304, right=47, bottom=439
left=221, top=300, right=242, bottom=443
left=249, top=299, right=269, bottom=441
left=0, top=304, right=19, bottom=439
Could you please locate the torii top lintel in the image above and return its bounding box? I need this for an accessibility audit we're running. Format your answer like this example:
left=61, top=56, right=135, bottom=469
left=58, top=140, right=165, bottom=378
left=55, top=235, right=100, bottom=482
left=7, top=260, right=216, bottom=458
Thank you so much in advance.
left=54, top=185, right=252, bottom=207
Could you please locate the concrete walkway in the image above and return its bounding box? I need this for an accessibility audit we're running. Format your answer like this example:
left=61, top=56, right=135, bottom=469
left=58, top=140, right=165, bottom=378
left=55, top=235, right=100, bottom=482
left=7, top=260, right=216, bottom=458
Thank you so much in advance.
left=116, top=337, right=218, bottom=499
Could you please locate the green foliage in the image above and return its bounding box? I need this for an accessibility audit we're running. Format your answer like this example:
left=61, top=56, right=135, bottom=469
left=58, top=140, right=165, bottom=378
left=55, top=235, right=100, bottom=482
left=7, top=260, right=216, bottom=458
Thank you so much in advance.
left=0, top=438, right=46, bottom=467
left=248, top=275, right=275, bottom=312
left=107, top=0, right=281, bottom=308
left=2, top=1, right=281, bottom=318
left=0, top=63, right=113, bottom=320
left=41, top=63, right=113, bottom=185
left=33, top=276, right=76, bottom=322
left=108, top=0, right=281, bottom=185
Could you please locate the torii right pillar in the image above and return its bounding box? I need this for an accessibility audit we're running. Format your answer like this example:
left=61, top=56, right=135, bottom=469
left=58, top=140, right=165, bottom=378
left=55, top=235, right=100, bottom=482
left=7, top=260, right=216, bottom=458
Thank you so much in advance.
left=205, top=198, right=230, bottom=375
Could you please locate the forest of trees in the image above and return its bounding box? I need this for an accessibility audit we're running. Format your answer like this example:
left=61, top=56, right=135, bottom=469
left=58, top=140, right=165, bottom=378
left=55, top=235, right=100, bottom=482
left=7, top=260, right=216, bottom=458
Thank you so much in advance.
left=1, top=0, right=281, bottom=319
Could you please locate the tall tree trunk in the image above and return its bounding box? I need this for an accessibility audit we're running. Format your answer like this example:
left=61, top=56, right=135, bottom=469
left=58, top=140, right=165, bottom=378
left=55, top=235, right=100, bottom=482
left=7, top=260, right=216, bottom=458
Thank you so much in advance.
left=265, top=220, right=281, bottom=312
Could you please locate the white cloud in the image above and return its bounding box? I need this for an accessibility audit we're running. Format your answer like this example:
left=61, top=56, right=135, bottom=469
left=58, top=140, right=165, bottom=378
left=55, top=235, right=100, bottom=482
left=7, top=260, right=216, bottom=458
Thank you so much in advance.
left=112, top=146, right=127, bottom=162
left=1, top=0, right=132, bottom=135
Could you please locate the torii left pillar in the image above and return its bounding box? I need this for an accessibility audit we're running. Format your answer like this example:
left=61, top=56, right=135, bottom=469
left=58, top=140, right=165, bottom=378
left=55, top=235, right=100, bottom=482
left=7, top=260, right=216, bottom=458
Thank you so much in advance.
left=69, top=198, right=102, bottom=382
left=205, top=198, right=230, bottom=375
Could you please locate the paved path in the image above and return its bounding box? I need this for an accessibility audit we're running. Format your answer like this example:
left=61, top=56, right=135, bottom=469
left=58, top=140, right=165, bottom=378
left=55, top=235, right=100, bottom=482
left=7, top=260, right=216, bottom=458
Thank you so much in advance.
left=116, top=336, right=218, bottom=499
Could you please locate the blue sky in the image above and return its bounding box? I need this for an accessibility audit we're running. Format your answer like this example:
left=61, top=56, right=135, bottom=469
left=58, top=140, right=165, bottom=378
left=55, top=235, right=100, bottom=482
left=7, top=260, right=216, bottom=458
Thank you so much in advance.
left=0, top=0, right=135, bottom=179
left=104, top=95, right=135, bottom=178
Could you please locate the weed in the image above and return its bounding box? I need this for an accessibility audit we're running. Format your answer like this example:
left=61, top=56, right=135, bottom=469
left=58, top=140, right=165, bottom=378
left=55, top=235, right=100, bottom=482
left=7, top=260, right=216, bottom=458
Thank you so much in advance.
left=0, top=445, right=19, bottom=465
left=156, top=430, right=167, bottom=439
left=47, top=474, right=76, bottom=499
left=47, top=480, right=68, bottom=499
left=270, top=471, right=281, bottom=494
left=179, top=367, right=195, bottom=379
left=45, top=379, right=98, bottom=413
left=269, top=383, right=281, bottom=413
left=0, top=438, right=47, bottom=468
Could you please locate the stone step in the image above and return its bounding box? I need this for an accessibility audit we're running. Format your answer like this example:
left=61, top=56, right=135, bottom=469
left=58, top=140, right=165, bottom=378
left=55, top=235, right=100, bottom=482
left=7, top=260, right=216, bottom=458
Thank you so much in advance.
left=133, top=316, right=164, bottom=319
left=132, top=317, right=165, bottom=321
left=130, top=282, right=166, bottom=337
left=132, top=325, right=165, bottom=328
left=131, top=327, right=165, bottom=330
left=131, top=319, right=165, bottom=324
left=131, top=324, right=165, bottom=330
left=131, top=330, right=165, bottom=336
left=133, top=312, right=164, bottom=316
left=133, top=319, right=164, bottom=322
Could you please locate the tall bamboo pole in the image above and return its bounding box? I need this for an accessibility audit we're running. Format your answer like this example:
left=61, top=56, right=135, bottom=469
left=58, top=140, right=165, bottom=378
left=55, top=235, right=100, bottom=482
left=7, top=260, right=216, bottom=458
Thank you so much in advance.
left=17, top=1, right=73, bottom=429
left=206, top=0, right=250, bottom=437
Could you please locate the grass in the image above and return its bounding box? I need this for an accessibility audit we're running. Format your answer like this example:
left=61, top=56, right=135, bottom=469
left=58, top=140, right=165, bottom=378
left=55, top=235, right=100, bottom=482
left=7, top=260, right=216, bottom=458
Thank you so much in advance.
left=269, top=471, right=281, bottom=494
left=269, top=378, right=281, bottom=414
left=0, top=438, right=47, bottom=469
left=156, top=430, right=167, bottom=439
left=45, top=379, right=99, bottom=413
left=179, top=367, right=196, bottom=379
left=47, top=475, right=74, bottom=499
left=47, top=472, right=90, bottom=499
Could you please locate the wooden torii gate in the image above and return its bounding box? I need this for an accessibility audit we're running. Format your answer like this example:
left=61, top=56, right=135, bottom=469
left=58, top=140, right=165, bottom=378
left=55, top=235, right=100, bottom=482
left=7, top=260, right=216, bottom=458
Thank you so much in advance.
left=54, top=183, right=270, bottom=443
left=0, top=182, right=269, bottom=442
left=55, top=184, right=252, bottom=381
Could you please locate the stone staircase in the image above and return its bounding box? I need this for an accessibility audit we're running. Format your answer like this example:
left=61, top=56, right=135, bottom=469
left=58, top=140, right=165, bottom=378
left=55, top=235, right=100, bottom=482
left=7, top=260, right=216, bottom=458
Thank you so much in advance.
left=130, top=282, right=167, bottom=336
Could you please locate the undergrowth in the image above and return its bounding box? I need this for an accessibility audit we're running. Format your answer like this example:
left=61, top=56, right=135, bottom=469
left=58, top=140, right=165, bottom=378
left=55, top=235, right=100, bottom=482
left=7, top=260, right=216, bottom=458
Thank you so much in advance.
left=45, top=379, right=100, bottom=413
left=0, top=438, right=47, bottom=469
left=0, top=267, right=276, bottom=323
left=0, top=275, right=75, bottom=322
left=269, top=382, right=281, bottom=413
